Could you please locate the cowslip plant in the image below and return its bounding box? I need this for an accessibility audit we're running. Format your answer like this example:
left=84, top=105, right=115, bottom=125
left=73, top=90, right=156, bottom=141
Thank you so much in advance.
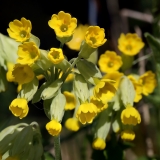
left=0, top=10, right=157, bottom=160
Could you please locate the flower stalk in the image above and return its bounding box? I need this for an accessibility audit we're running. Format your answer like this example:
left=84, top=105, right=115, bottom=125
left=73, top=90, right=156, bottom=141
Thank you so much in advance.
left=54, top=135, right=62, bottom=160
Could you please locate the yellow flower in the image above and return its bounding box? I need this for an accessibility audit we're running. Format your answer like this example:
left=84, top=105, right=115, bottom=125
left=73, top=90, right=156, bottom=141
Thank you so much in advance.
left=66, top=24, right=89, bottom=50
left=118, top=33, right=144, bottom=56
left=12, top=64, right=35, bottom=84
left=92, top=138, right=106, bottom=150
left=48, top=48, right=64, bottom=64
left=46, top=119, right=62, bottom=136
left=65, top=118, right=80, bottom=131
left=121, top=105, right=141, bottom=125
left=48, top=11, right=77, bottom=38
left=9, top=98, right=29, bottom=119
left=121, top=130, right=135, bottom=141
left=90, top=96, right=108, bottom=112
left=103, top=71, right=124, bottom=89
left=93, top=79, right=116, bottom=103
left=6, top=62, right=15, bottom=82
left=7, top=17, right=32, bottom=42
left=76, top=103, right=97, bottom=124
left=98, top=51, right=122, bottom=73
left=6, top=156, right=19, bottom=160
left=85, top=26, right=107, bottom=48
left=63, top=91, right=76, bottom=110
left=139, top=71, right=157, bottom=96
left=17, top=42, right=40, bottom=65
left=128, top=75, right=143, bottom=102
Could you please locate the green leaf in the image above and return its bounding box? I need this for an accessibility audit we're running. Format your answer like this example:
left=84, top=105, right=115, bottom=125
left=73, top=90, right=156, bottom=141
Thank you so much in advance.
left=18, top=77, right=39, bottom=101
left=77, top=59, right=102, bottom=84
left=10, top=126, right=33, bottom=156
left=145, top=32, right=160, bottom=63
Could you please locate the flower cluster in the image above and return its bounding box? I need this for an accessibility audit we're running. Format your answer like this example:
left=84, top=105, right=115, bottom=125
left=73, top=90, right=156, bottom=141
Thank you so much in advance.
left=2, top=10, right=157, bottom=153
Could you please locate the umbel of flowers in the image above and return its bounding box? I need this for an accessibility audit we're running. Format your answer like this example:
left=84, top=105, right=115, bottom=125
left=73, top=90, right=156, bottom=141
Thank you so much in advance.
left=3, top=10, right=157, bottom=155
left=6, top=11, right=109, bottom=138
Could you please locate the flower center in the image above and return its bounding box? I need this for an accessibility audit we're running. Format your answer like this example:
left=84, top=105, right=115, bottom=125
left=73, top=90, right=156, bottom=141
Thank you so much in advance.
left=20, top=30, right=27, bottom=38
left=90, top=37, right=97, bottom=44
left=51, top=51, right=60, bottom=59
left=108, top=62, right=114, bottom=67
left=30, top=52, right=37, bottom=59
left=60, top=24, right=68, bottom=32
left=126, top=45, right=132, bottom=51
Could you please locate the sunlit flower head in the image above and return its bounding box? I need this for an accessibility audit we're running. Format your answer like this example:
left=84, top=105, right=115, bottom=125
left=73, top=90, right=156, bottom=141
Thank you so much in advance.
left=85, top=26, right=107, bottom=48
left=48, top=11, right=77, bottom=38
left=90, top=96, right=108, bottom=112
left=103, top=71, right=124, bottom=89
left=6, top=62, right=15, bottom=82
left=93, top=79, right=116, bottom=103
left=121, top=130, right=135, bottom=141
left=7, top=17, right=32, bottom=42
left=76, top=103, right=97, bottom=124
left=9, top=98, right=29, bottom=119
left=17, top=42, right=40, bottom=65
left=139, top=71, right=157, bottom=96
left=118, top=33, right=144, bottom=56
left=66, top=24, right=89, bottom=50
left=121, top=105, right=141, bottom=125
left=98, top=51, right=122, bottom=73
left=128, top=75, right=143, bottom=102
left=12, top=64, right=35, bottom=84
left=63, top=91, right=76, bottom=110
left=65, top=118, right=80, bottom=131
left=92, top=138, right=106, bottom=150
left=48, top=48, right=64, bottom=64
left=46, top=119, right=62, bottom=136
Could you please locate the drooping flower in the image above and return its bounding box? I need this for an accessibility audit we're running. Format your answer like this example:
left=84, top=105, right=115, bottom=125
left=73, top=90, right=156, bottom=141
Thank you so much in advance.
left=46, top=119, right=62, bottom=136
left=128, top=75, right=143, bottom=102
left=76, top=103, right=97, bottom=124
left=93, top=79, right=116, bottom=103
left=92, top=138, right=106, bottom=150
left=90, top=96, right=108, bottom=112
left=63, top=91, right=76, bottom=110
left=103, top=71, right=124, bottom=89
left=65, top=118, right=80, bottom=131
left=7, top=17, right=32, bottom=42
left=118, top=33, right=144, bottom=56
left=48, top=48, right=64, bottom=64
left=139, top=71, right=157, bottom=96
left=121, top=105, right=141, bottom=125
left=9, top=98, right=29, bottom=119
left=48, top=11, right=77, bottom=38
left=12, top=64, right=35, bottom=84
left=17, top=42, right=40, bottom=65
left=66, top=24, right=89, bottom=50
left=85, top=26, right=107, bottom=48
left=121, top=130, right=135, bottom=141
left=98, top=51, right=122, bottom=73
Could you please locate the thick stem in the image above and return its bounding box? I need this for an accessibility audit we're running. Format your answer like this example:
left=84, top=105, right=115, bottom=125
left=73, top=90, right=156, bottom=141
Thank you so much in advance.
left=54, top=135, right=62, bottom=160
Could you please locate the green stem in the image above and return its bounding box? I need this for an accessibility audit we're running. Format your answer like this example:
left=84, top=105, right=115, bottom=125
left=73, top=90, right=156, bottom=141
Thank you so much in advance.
left=54, top=135, right=62, bottom=160
left=60, top=43, right=64, bottom=49
left=62, top=57, right=80, bottom=81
